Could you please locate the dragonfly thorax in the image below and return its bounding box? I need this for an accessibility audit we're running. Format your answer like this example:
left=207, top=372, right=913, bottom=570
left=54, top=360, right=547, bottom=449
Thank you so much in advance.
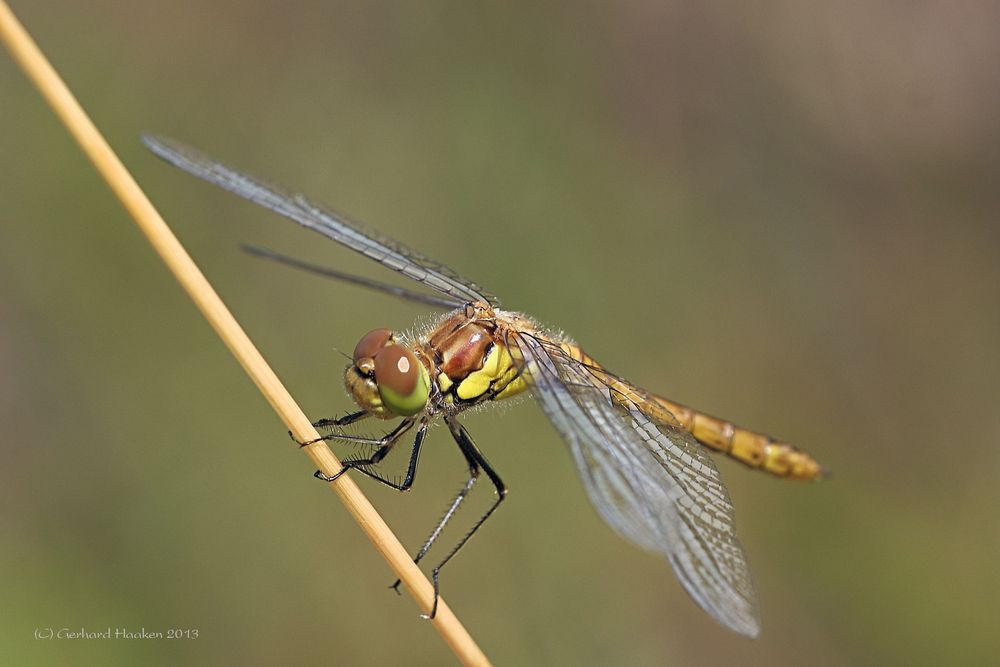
left=345, top=328, right=430, bottom=418
left=424, top=309, right=529, bottom=405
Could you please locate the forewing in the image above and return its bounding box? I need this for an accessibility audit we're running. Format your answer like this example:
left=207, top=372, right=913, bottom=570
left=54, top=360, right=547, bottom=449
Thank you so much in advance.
left=142, top=135, right=497, bottom=307
left=514, top=333, right=760, bottom=637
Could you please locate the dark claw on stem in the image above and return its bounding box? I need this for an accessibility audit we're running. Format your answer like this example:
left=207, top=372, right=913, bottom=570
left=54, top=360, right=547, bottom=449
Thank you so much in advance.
left=297, top=435, right=325, bottom=448
left=288, top=430, right=317, bottom=448
left=314, top=467, right=350, bottom=483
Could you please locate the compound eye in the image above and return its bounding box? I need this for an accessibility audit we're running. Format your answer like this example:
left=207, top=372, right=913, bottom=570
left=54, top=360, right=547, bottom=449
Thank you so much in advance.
left=374, top=346, right=429, bottom=416
left=353, top=328, right=393, bottom=366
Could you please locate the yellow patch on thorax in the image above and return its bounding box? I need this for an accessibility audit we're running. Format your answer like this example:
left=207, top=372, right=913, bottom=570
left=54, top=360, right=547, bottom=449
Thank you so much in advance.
left=453, top=342, right=528, bottom=402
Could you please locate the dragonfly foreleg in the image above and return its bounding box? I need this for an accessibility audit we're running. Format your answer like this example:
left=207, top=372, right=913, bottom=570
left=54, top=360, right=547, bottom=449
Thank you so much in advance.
left=298, top=414, right=409, bottom=448
left=311, top=409, right=370, bottom=430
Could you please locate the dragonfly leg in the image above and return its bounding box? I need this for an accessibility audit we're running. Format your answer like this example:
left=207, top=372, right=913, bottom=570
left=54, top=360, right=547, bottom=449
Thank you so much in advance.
left=294, top=410, right=376, bottom=447
left=390, top=416, right=507, bottom=619
left=389, top=471, right=478, bottom=596
left=312, top=409, right=370, bottom=430
left=315, top=419, right=427, bottom=492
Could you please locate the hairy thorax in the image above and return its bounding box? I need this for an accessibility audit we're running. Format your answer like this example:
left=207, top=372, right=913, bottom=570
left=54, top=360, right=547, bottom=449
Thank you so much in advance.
left=422, top=304, right=529, bottom=408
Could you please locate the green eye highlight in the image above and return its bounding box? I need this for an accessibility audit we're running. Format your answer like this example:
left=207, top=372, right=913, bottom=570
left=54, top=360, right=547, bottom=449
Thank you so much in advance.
left=374, top=346, right=429, bottom=416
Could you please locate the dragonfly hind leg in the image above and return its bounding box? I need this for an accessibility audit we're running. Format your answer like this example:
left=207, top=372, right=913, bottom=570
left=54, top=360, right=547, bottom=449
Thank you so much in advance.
left=390, top=416, right=507, bottom=619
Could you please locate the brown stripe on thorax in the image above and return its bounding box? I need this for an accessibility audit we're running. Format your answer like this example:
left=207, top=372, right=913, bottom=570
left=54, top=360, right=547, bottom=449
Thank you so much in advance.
left=423, top=309, right=528, bottom=404
left=429, top=315, right=495, bottom=382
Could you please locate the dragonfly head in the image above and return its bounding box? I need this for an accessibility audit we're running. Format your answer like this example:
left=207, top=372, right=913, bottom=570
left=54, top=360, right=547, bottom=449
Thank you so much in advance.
left=345, top=328, right=430, bottom=418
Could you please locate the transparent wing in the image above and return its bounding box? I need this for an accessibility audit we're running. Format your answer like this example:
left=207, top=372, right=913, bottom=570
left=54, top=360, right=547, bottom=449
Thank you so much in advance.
left=142, top=135, right=497, bottom=307
left=514, top=332, right=760, bottom=637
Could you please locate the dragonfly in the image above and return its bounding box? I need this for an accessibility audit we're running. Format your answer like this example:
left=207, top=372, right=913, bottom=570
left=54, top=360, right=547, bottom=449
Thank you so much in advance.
left=143, top=135, right=828, bottom=638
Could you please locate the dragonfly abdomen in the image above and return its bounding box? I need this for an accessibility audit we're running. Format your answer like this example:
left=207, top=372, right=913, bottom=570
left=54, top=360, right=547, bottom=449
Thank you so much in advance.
left=651, top=397, right=826, bottom=480
left=557, top=342, right=827, bottom=481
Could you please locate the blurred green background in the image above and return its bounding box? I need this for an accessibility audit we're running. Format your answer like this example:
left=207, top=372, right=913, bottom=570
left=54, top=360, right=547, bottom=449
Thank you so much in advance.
left=2, top=2, right=998, bottom=665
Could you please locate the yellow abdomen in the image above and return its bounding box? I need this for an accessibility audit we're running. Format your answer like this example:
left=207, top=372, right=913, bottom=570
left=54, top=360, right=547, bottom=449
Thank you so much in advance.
left=558, top=342, right=827, bottom=481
